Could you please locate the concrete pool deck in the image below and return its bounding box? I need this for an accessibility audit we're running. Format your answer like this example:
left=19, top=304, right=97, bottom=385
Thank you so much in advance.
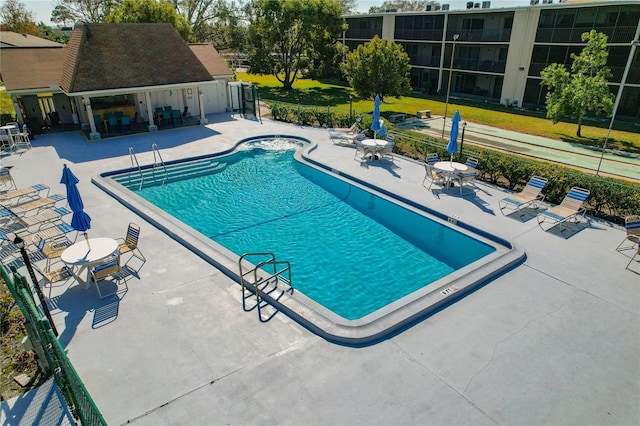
left=1, top=113, right=638, bottom=425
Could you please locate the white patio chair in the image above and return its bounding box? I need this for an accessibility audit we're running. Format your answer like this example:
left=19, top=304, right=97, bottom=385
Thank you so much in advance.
left=452, top=158, right=479, bottom=194
left=422, top=163, right=444, bottom=190
left=91, top=254, right=127, bottom=299
left=353, top=137, right=368, bottom=161
left=380, top=138, right=395, bottom=163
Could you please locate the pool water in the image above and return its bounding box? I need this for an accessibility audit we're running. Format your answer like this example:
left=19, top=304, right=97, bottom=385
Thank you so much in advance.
left=124, top=139, right=495, bottom=320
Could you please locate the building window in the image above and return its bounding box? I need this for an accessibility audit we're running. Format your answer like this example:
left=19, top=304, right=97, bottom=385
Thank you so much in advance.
left=345, top=17, right=383, bottom=40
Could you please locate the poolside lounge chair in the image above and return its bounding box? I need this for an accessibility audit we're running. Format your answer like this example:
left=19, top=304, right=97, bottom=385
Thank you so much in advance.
left=21, top=222, right=78, bottom=247
left=9, top=194, right=65, bottom=217
left=330, top=119, right=361, bottom=134
left=537, top=187, right=591, bottom=232
left=330, top=119, right=362, bottom=144
left=91, top=254, right=127, bottom=299
left=499, top=176, right=548, bottom=216
left=116, top=222, right=145, bottom=266
left=4, top=207, right=72, bottom=234
left=0, top=184, right=50, bottom=206
left=422, top=163, right=444, bottom=190
left=616, top=215, right=640, bottom=252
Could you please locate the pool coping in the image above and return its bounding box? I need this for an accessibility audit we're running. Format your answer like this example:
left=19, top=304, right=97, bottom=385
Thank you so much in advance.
left=93, top=135, right=526, bottom=346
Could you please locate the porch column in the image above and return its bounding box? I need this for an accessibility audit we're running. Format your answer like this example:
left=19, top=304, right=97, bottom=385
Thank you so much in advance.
left=84, top=97, right=101, bottom=140
left=198, top=88, right=207, bottom=124
left=11, top=96, right=25, bottom=125
left=73, top=97, right=84, bottom=126
left=145, top=92, right=157, bottom=132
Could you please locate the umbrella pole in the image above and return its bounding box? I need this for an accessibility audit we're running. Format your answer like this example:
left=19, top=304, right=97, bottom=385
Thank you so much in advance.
left=83, top=232, right=91, bottom=250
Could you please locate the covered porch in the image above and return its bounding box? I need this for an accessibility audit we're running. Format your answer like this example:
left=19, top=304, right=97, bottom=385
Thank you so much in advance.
left=72, top=83, right=213, bottom=140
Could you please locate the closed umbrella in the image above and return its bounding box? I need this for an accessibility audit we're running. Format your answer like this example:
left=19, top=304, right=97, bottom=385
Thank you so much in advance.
left=447, top=109, right=461, bottom=164
left=60, top=164, right=91, bottom=249
left=371, top=95, right=382, bottom=140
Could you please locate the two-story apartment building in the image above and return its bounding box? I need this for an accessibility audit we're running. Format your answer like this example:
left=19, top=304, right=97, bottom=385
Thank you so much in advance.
left=344, top=0, right=639, bottom=120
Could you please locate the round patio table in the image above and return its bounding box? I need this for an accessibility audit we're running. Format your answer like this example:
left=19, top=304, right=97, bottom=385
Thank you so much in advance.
left=434, top=161, right=468, bottom=187
left=361, top=139, right=390, bottom=160
left=61, top=237, right=119, bottom=289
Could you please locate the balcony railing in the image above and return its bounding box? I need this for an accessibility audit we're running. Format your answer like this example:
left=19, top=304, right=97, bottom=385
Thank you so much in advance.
left=410, top=55, right=441, bottom=67
left=450, top=58, right=506, bottom=73
left=394, top=28, right=443, bottom=41
left=344, top=29, right=382, bottom=39
left=529, top=63, right=640, bottom=84
left=446, top=29, right=511, bottom=42
left=536, top=26, right=637, bottom=44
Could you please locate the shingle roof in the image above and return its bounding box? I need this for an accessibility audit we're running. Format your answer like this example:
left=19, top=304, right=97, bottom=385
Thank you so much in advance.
left=189, top=44, right=233, bottom=77
left=60, top=23, right=215, bottom=93
left=0, top=48, right=65, bottom=91
left=0, top=31, right=63, bottom=48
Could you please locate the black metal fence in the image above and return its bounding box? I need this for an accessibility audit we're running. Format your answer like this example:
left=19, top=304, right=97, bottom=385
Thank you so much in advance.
left=1, top=263, right=106, bottom=426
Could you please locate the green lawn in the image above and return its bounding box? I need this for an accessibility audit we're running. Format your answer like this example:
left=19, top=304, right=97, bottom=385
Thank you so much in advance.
left=237, top=72, right=640, bottom=153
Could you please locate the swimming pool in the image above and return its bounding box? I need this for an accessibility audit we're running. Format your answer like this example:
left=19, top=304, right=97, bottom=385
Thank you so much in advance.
left=95, top=135, right=524, bottom=344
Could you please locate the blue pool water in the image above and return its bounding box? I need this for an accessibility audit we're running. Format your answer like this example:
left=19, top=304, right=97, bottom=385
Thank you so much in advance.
left=121, top=139, right=495, bottom=320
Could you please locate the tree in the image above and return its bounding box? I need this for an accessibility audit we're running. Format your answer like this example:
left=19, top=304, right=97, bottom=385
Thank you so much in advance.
left=51, top=4, right=76, bottom=26
left=170, top=0, right=217, bottom=42
left=202, top=0, right=249, bottom=50
left=37, top=22, right=70, bottom=43
left=305, top=41, right=348, bottom=79
left=337, top=0, right=356, bottom=14
left=342, top=35, right=411, bottom=101
left=0, top=0, right=41, bottom=35
left=369, top=0, right=438, bottom=13
left=106, top=0, right=192, bottom=40
left=540, top=30, right=614, bottom=138
left=51, top=0, right=118, bottom=23
left=247, top=0, right=345, bottom=90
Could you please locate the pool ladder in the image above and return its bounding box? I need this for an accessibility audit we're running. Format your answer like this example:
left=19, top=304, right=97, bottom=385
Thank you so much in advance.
left=151, top=143, right=168, bottom=186
left=128, top=144, right=168, bottom=190
left=238, top=252, right=293, bottom=322
left=128, top=147, right=144, bottom=190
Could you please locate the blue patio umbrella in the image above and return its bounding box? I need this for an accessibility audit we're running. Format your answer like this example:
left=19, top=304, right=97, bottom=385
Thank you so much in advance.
left=60, top=164, right=91, bottom=248
left=447, top=109, right=461, bottom=164
left=371, top=95, right=382, bottom=139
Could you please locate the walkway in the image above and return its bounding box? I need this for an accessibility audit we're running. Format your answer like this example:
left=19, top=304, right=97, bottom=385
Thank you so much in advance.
left=396, top=116, right=640, bottom=181
left=1, top=115, right=638, bottom=425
